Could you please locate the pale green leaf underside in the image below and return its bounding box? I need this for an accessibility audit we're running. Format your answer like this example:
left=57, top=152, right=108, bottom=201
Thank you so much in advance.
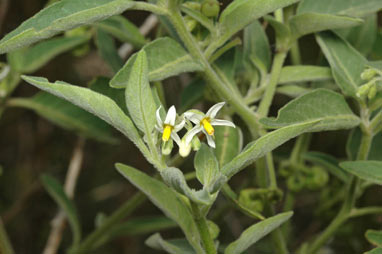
left=195, top=144, right=219, bottom=186
left=146, top=233, right=195, bottom=254
left=215, top=126, right=242, bottom=168
left=290, top=12, right=363, bottom=38
left=21, top=75, right=147, bottom=154
left=115, top=163, right=203, bottom=253
left=110, top=37, right=203, bottom=88
left=222, top=120, right=319, bottom=179
left=0, top=0, right=135, bottom=54
left=340, top=161, right=382, bottom=185
left=279, top=65, right=332, bottom=84
left=7, top=92, right=117, bottom=144
left=7, top=35, right=89, bottom=73
left=365, top=248, right=382, bottom=254
left=41, top=175, right=81, bottom=246
left=219, top=0, right=300, bottom=45
left=316, top=31, right=368, bottom=97
left=297, top=0, right=382, bottom=17
left=260, top=89, right=360, bottom=132
left=366, top=230, right=382, bottom=247
left=224, top=211, right=293, bottom=254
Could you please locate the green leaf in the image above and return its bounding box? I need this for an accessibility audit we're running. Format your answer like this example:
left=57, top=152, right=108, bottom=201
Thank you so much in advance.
left=279, top=65, right=332, bottom=85
left=194, top=144, right=220, bottom=186
left=110, top=38, right=203, bottom=88
left=214, top=126, right=242, bottom=168
left=340, top=161, right=382, bottom=185
left=7, top=35, right=88, bottom=73
left=260, top=89, right=360, bottom=132
left=263, top=15, right=292, bottom=49
left=366, top=230, right=382, bottom=247
left=20, top=75, right=149, bottom=157
left=297, top=0, right=382, bottom=17
left=0, top=0, right=135, bottom=54
left=243, top=20, right=271, bottom=70
left=7, top=92, right=117, bottom=144
left=146, top=233, right=195, bottom=254
left=110, top=216, right=177, bottom=237
left=276, top=85, right=312, bottom=98
left=219, top=0, right=300, bottom=47
left=337, top=14, right=377, bottom=56
left=96, top=15, right=146, bottom=47
left=124, top=50, right=156, bottom=138
left=95, top=28, right=123, bottom=73
left=365, top=248, right=382, bottom=254
left=115, top=163, right=203, bottom=253
left=303, top=152, right=349, bottom=182
left=316, top=31, right=368, bottom=97
left=41, top=175, right=81, bottom=246
left=180, top=6, right=214, bottom=32
left=290, top=12, right=362, bottom=38
left=224, top=211, right=293, bottom=254
left=222, top=120, right=319, bottom=179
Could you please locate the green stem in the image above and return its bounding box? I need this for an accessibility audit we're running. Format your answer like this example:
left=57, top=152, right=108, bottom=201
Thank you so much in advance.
left=167, top=7, right=261, bottom=137
left=191, top=202, right=216, bottom=254
left=0, top=217, right=14, bottom=254
left=290, top=133, right=311, bottom=165
left=131, top=2, right=168, bottom=15
left=257, top=51, right=288, bottom=117
left=290, top=41, right=302, bottom=65
left=72, top=192, right=146, bottom=253
left=349, top=206, right=382, bottom=218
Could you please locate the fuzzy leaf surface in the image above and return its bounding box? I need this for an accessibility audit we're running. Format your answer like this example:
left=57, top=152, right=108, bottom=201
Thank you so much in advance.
left=279, top=65, right=332, bottom=84
left=340, top=161, right=382, bottom=185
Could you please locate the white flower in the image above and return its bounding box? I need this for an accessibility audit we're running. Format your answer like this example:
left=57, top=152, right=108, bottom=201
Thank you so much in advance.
left=184, top=102, right=235, bottom=148
left=155, top=105, right=185, bottom=146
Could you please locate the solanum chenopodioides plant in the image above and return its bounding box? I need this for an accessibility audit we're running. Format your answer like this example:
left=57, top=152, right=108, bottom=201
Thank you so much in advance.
left=1, top=0, right=382, bottom=253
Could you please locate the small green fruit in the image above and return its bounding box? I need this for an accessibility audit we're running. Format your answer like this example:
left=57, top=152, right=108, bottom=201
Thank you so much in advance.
left=201, top=0, right=220, bottom=18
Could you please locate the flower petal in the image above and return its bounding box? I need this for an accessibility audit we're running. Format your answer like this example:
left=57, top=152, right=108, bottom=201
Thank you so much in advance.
left=184, top=111, right=204, bottom=125
left=174, top=119, right=185, bottom=132
left=171, top=132, right=181, bottom=146
left=185, top=126, right=203, bottom=145
left=210, top=119, right=236, bottom=128
left=205, top=133, right=216, bottom=148
left=206, top=102, right=225, bottom=118
left=164, top=105, right=176, bottom=125
left=156, top=106, right=163, bottom=126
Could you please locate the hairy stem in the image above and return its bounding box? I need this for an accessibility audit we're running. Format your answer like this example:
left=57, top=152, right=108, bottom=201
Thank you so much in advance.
left=191, top=202, right=216, bottom=254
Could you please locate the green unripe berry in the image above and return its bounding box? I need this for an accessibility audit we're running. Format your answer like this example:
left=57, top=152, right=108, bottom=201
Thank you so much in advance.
left=287, top=174, right=305, bottom=192
left=201, top=0, right=220, bottom=18
left=161, top=139, right=173, bottom=155
left=368, top=84, right=377, bottom=100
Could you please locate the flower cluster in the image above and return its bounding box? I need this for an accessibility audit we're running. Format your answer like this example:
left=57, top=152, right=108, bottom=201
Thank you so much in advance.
left=155, top=102, right=235, bottom=157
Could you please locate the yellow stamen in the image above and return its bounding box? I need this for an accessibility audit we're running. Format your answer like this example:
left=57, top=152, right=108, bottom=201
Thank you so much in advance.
left=201, top=118, right=214, bottom=135
left=162, top=124, right=173, bottom=142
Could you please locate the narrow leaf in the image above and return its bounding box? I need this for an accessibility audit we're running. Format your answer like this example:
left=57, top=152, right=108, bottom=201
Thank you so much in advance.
left=224, top=211, right=293, bottom=254
left=289, top=13, right=363, bottom=38
left=115, top=163, right=203, bottom=253
left=316, top=31, right=368, bottom=97
left=0, top=0, right=135, bottom=54
left=222, top=120, right=319, bottom=179
left=214, top=126, right=242, bottom=168
left=260, top=89, right=360, bottom=132
left=41, top=175, right=81, bottom=246
left=365, top=248, right=382, bottom=254
left=219, top=0, right=300, bottom=47
left=95, top=28, right=124, bottom=73
left=7, top=35, right=89, bottom=73
left=340, top=161, right=382, bottom=185
left=7, top=92, right=117, bottom=144
left=96, top=15, right=146, bottom=47
left=279, top=65, right=332, bottom=84
left=110, top=38, right=203, bottom=88
left=21, top=75, right=148, bottom=157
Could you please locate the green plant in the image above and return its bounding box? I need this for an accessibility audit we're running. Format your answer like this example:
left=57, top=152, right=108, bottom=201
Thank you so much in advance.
left=0, top=0, right=382, bottom=253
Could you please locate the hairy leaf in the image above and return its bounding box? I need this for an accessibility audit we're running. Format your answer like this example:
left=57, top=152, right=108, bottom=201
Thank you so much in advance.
left=279, top=65, right=332, bottom=84
left=340, top=161, right=382, bottom=185
left=0, top=0, right=135, bottom=54
left=146, top=233, right=195, bottom=254
left=195, top=144, right=220, bottom=186
left=224, top=212, right=293, bottom=254
left=214, top=126, right=242, bottom=168
left=110, top=38, right=203, bottom=88
left=261, top=89, right=360, bottom=132
left=95, top=28, right=123, bottom=73
left=366, top=230, right=382, bottom=247
left=115, top=163, right=203, bottom=253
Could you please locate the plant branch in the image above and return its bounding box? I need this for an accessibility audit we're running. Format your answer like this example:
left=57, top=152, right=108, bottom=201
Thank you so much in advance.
left=191, top=202, right=216, bottom=254
left=43, top=137, right=85, bottom=254
left=0, top=217, right=14, bottom=254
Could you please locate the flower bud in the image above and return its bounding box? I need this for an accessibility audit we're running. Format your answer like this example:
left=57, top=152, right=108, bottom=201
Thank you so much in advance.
left=179, top=139, right=192, bottom=157
left=161, top=139, right=173, bottom=155
left=361, top=68, right=377, bottom=81
left=191, top=136, right=201, bottom=151
left=201, top=0, right=220, bottom=18
left=368, top=84, right=377, bottom=100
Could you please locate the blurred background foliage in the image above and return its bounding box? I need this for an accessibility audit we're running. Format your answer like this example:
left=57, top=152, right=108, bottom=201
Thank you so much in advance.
left=0, top=0, right=381, bottom=253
